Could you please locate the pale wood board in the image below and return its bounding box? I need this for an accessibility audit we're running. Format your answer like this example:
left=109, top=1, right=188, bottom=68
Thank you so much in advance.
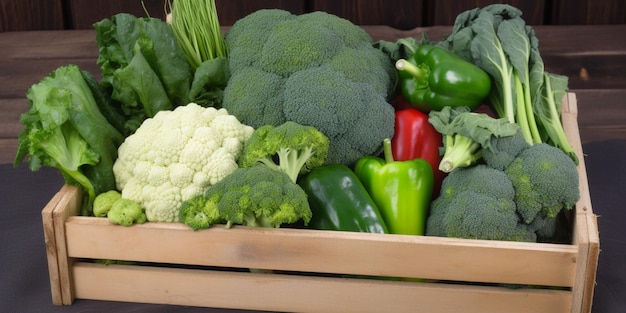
left=52, top=185, right=82, bottom=304
left=561, top=93, right=601, bottom=313
left=40, top=188, right=68, bottom=305
left=72, top=262, right=573, bottom=313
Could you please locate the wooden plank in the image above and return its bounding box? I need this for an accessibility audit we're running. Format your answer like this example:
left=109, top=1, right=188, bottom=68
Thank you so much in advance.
left=64, top=0, right=168, bottom=30
left=573, top=89, right=626, bottom=144
left=64, top=210, right=578, bottom=287
left=72, top=262, right=573, bottom=313
left=51, top=185, right=83, bottom=304
left=553, top=0, right=626, bottom=25
left=311, top=0, right=426, bottom=30
left=561, top=93, right=600, bottom=313
left=216, top=0, right=306, bottom=26
left=0, top=98, right=25, bottom=138
left=0, top=0, right=64, bottom=32
left=40, top=188, right=68, bottom=305
left=0, top=139, right=18, bottom=165
left=426, top=0, right=546, bottom=26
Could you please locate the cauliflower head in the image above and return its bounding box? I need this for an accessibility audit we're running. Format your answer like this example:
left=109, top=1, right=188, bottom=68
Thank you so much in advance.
left=113, top=103, right=254, bottom=222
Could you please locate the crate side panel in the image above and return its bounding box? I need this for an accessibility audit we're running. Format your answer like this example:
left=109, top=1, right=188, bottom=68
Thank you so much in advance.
left=41, top=188, right=69, bottom=305
left=52, top=185, right=82, bottom=304
left=64, top=217, right=578, bottom=287
left=72, top=262, right=572, bottom=313
left=561, top=93, right=600, bottom=313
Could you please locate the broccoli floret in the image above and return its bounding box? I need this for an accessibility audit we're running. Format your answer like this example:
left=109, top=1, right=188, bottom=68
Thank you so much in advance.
left=210, top=165, right=312, bottom=229
left=93, top=190, right=122, bottom=217
left=178, top=193, right=223, bottom=231
left=427, top=190, right=536, bottom=242
left=282, top=67, right=395, bottom=165
left=221, top=67, right=286, bottom=127
left=222, top=9, right=395, bottom=166
left=482, top=128, right=531, bottom=171
left=93, top=189, right=147, bottom=226
left=426, top=164, right=536, bottom=242
left=223, top=9, right=296, bottom=73
left=238, top=121, right=330, bottom=183
left=428, top=106, right=519, bottom=173
left=437, top=164, right=515, bottom=202
left=504, top=143, right=580, bottom=225
left=327, top=47, right=396, bottom=96
left=107, top=198, right=147, bottom=226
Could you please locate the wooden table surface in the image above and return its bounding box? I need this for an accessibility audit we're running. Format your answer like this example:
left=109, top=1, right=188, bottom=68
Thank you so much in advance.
left=1, top=24, right=625, bottom=164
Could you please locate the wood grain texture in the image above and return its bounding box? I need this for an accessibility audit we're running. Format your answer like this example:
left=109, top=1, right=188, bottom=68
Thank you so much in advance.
left=0, top=0, right=64, bottom=31
left=425, top=0, right=546, bottom=26
left=310, top=0, right=425, bottom=29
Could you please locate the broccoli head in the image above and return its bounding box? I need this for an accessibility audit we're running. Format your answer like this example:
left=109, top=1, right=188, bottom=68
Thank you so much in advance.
left=437, top=164, right=515, bottom=202
left=482, top=128, right=531, bottom=171
left=178, top=165, right=312, bottom=230
left=222, top=9, right=395, bottom=166
left=428, top=106, right=519, bottom=173
left=238, top=121, right=330, bottom=182
left=427, top=190, right=536, bottom=242
left=282, top=67, right=395, bottom=165
left=504, top=143, right=580, bottom=224
left=178, top=193, right=223, bottom=231
left=93, top=189, right=122, bottom=217
left=107, top=198, right=147, bottom=226
left=426, top=164, right=536, bottom=242
left=93, top=189, right=147, bottom=226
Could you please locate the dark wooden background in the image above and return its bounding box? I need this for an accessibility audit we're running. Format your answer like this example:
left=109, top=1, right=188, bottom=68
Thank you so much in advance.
left=1, top=0, right=625, bottom=32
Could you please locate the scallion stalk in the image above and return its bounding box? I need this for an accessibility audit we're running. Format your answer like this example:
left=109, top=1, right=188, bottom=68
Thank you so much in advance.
left=167, top=0, right=228, bottom=69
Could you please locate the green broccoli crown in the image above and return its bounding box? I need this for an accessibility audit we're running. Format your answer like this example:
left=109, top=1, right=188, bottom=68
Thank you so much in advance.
left=504, top=143, right=580, bottom=224
left=107, top=198, right=147, bottom=226
left=223, top=9, right=295, bottom=73
left=222, top=9, right=395, bottom=166
left=438, top=164, right=515, bottom=203
left=282, top=67, right=395, bottom=165
left=238, top=121, right=330, bottom=182
left=482, top=128, right=531, bottom=171
left=221, top=67, right=286, bottom=128
left=427, top=190, right=536, bottom=242
left=209, top=165, right=312, bottom=228
left=178, top=194, right=223, bottom=231
left=93, top=189, right=122, bottom=217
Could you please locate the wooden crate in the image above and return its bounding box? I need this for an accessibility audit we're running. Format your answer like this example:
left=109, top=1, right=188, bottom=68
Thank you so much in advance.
left=42, top=93, right=599, bottom=313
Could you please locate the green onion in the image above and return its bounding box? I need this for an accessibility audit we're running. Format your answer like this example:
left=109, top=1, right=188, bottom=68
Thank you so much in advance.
left=167, top=0, right=228, bottom=69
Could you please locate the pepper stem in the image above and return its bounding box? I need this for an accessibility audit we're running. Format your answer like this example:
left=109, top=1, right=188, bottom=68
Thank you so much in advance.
left=396, top=59, right=426, bottom=81
left=382, top=138, right=395, bottom=163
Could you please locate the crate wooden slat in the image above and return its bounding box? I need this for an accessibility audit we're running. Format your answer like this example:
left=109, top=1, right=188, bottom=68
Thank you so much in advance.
left=41, top=93, right=600, bottom=313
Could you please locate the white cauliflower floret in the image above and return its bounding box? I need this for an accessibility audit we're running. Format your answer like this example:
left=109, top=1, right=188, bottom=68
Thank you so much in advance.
left=113, top=103, right=254, bottom=222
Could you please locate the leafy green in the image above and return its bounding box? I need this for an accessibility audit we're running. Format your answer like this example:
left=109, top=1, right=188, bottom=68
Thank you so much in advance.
left=14, top=65, right=124, bottom=215
left=439, top=4, right=578, bottom=164
left=93, top=13, right=193, bottom=133
left=428, top=106, right=519, bottom=172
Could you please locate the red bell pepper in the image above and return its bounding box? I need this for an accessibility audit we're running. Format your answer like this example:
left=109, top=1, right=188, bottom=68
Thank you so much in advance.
left=391, top=96, right=445, bottom=196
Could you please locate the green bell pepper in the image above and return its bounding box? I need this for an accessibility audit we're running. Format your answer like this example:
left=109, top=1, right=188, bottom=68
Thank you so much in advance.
left=299, top=164, right=388, bottom=234
left=395, top=44, right=491, bottom=112
left=354, top=138, right=434, bottom=235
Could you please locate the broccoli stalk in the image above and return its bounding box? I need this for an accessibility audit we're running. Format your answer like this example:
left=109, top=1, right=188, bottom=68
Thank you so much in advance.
left=238, top=121, right=330, bottom=183
left=439, top=133, right=483, bottom=173
left=428, top=106, right=519, bottom=173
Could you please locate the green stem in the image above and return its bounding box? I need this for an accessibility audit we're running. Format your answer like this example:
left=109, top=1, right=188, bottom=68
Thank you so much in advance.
left=382, top=138, right=395, bottom=163
left=395, top=59, right=427, bottom=82
left=514, top=74, right=533, bottom=144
